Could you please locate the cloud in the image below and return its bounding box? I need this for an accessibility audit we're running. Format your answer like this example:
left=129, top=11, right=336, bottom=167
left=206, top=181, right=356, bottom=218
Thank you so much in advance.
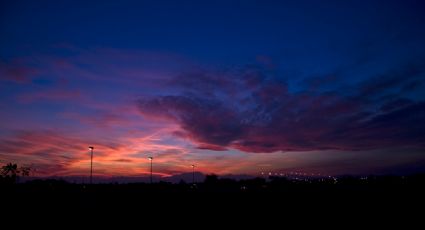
left=357, top=62, right=425, bottom=98
left=112, top=158, right=133, bottom=163
left=0, top=130, right=132, bottom=176
left=139, top=95, right=245, bottom=148
left=17, top=89, right=82, bottom=103
left=0, top=59, right=38, bottom=83
left=138, top=65, right=425, bottom=153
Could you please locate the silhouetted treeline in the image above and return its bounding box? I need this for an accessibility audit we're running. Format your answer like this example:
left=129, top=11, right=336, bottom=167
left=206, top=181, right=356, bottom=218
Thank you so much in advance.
left=2, top=173, right=425, bottom=193
left=0, top=163, right=31, bottom=184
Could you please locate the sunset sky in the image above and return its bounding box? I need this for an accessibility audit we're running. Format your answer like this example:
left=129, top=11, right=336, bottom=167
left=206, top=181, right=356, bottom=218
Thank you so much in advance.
left=1, top=0, right=425, bottom=179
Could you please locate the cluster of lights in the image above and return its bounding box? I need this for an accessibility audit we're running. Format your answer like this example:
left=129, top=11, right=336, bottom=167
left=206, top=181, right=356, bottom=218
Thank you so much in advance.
left=260, top=171, right=338, bottom=180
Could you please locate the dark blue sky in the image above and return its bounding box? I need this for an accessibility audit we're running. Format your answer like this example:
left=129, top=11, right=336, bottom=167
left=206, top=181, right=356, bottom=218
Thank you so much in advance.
left=1, top=0, right=425, bottom=177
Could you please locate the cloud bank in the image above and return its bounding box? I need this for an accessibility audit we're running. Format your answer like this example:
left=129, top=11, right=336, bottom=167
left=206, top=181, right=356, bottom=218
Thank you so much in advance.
left=139, top=65, right=425, bottom=153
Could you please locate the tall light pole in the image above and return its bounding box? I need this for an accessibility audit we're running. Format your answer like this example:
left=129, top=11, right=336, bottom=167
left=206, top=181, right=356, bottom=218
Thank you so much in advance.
left=148, top=156, right=153, bottom=184
left=89, top=146, right=94, bottom=184
left=191, top=164, right=195, bottom=185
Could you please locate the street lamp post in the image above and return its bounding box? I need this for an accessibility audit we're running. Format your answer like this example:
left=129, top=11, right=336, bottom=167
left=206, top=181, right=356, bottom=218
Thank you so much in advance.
left=88, top=146, right=94, bottom=184
left=148, top=156, right=153, bottom=184
left=191, top=164, right=195, bottom=185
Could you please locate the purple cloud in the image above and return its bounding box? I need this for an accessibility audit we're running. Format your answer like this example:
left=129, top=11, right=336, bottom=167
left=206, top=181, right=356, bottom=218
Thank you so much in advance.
left=138, top=65, right=425, bottom=153
left=0, top=59, right=38, bottom=83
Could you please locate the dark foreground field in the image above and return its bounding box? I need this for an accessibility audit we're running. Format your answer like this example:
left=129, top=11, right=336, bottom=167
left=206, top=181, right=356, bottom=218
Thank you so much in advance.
left=2, top=175, right=424, bottom=215
left=1, top=175, right=424, bottom=225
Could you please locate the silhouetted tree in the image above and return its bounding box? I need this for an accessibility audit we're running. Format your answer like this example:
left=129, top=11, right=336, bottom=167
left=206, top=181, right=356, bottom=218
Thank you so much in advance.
left=20, top=166, right=31, bottom=177
left=1, top=163, right=32, bottom=184
left=1, top=163, right=18, bottom=177
left=1, top=163, right=19, bottom=184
